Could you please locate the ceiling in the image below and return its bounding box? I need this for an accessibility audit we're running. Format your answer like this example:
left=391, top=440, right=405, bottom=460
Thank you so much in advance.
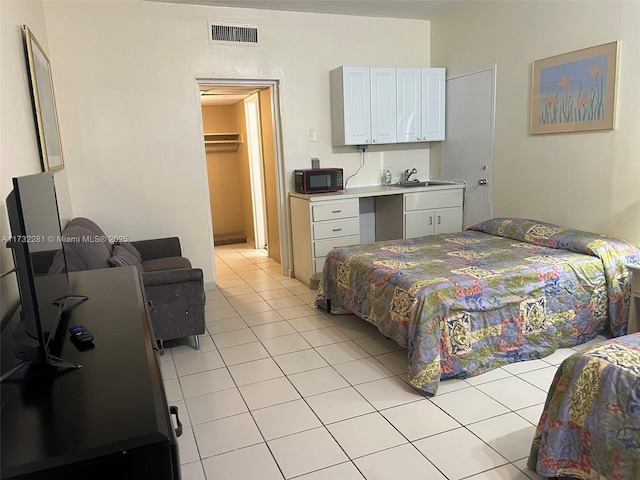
left=150, top=0, right=465, bottom=21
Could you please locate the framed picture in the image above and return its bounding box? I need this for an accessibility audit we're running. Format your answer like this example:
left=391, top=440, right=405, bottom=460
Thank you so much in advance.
left=23, top=25, right=64, bottom=171
left=530, top=41, right=619, bottom=135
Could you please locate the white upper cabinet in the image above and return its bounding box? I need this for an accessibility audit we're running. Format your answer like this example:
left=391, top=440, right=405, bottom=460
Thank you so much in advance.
left=330, top=66, right=396, bottom=146
left=396, top=67, right=446, bottom=143
left=422, top=68, right=446, bottom=141
left=396, top=67, right=422, bottom=143
left=370, top=67, right=397, bottom=144
left=330, top=66, right=370, bottom=146
left=331, top=66, right=445, bottom=146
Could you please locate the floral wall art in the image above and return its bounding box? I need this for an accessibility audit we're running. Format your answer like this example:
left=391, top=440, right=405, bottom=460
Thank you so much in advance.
left=530, top=42, right=619, bottom=134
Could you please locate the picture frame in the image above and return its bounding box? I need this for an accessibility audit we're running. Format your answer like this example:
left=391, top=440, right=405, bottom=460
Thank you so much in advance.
left=23, top=25, right=64, bottom=171
left=530, top=41, right=619, bottom=135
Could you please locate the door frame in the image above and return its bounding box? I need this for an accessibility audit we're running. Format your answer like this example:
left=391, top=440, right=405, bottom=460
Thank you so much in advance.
left=196, top=78, right=290, bottom=278
left=244, top=93, right=267, bottom=250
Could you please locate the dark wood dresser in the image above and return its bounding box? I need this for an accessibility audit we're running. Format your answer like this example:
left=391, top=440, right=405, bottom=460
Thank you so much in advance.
left=1, top=267, right=181, bottom=479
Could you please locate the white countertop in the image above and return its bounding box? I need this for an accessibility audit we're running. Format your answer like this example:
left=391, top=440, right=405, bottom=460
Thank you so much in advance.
left=289, top=181, right=465, bottom=201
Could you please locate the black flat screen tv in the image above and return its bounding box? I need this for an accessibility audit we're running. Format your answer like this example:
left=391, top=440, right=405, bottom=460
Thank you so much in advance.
left=3, top=171, right=86, bottom=380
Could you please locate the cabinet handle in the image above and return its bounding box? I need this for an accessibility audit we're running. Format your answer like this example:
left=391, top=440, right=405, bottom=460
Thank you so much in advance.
left=332, top=228, right=342, bottom=232
left=423, top=136, right=428, bottom=140
left=170, top=406, right=183, bottom=438
left=366, top=139, right=371, bottom=143
left=417, top=137, right=421, bottom=141
left=429, top=217, right=433, bottom=226
left=332, top=210, right=342, bottom=213
left=438, top=215, right=441, bottom=225
left=372, top=139, right=377, bottom=143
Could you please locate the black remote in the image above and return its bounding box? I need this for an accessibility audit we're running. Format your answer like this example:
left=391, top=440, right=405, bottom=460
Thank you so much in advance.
left=69, top=325, right=94, bottom=343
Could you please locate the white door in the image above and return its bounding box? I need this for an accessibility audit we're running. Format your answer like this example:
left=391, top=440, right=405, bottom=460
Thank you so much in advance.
left=370, top=67, right=397, bottom=144
left=434, top=207, right=463, bottom=234
left=404, top=211, right=434, bottom=238
left=245, top=94, right=267, bottom=250
left=443, top=67, right=495, bottom=228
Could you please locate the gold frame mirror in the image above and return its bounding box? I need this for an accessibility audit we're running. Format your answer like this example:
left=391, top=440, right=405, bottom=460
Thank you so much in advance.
left=23, top=25, right=64, bottom=171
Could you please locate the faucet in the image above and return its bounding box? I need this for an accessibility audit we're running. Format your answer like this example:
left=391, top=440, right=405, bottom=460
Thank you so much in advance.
left=404, top=168, right=417, bottom=182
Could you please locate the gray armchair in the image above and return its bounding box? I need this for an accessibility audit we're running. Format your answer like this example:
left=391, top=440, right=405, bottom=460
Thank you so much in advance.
left=60, top=218, right=205, bottom=349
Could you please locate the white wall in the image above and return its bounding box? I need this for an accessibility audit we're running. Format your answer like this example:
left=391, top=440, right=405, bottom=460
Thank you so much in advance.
left=432, top=0, right=640, bottom=245
left=41, top=0, right=433, bottom=283
left=0, top=0, right=73, bottom=320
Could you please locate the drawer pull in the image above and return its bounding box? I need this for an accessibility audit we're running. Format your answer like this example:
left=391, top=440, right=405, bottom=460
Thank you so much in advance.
left=331, top=210, right=342, bottom=213
left=332, top=228, right=342, bottom=232
left=429, top=217, right=433, bottom=226
left=438, top=215, right=441, bottom=225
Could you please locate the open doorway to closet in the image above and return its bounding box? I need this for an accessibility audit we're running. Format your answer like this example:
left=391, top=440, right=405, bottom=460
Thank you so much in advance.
left=199, top=81, right=287, bottom=271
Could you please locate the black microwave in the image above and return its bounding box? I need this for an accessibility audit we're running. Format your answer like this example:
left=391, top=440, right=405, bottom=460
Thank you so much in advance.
left=294, top=168, right=344, bottom=194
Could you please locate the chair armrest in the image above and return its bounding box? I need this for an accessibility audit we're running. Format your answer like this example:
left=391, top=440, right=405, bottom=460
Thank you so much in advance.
left=141, top=268, right=203, bottom=287
left=131, top=237, right=182, bottom=261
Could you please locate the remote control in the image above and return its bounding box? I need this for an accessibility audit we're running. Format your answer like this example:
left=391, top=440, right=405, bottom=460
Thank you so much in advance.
left=69, top=325, right=94, bottom=343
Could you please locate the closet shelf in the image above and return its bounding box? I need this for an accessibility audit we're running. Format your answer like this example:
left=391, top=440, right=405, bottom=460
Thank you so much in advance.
left=204, top=133, right=243, bottom=152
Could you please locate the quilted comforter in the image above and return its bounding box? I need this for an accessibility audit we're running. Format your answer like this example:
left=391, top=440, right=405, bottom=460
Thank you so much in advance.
left=317, top=218, right=639, bottom=395
left=528, top=333, right=640, bottom=479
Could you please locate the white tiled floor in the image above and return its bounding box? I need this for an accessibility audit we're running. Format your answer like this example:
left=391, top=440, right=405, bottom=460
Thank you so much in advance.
left=160, top=243, right=608, bottom=480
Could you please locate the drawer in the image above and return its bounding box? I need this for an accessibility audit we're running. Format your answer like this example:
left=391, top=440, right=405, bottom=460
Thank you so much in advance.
left=313, top=218, right=359, bottom=240
left=405, top=190, right=463, bottom=212
left=312, top=200, right=359, bottom=222
left=314, top=257, right=327, bottom=277
left=314, top=235, right=360, bottom=258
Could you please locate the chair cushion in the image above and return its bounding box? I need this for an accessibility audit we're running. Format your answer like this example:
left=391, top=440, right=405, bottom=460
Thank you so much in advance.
left=66, top=217, right=112, bottom=254
left=47, top=249, right=67, bottom=275
left=108, top=244, right=144, bottom=272
left=142, top=256, right=191, bottom=272
left=62, top=225, right=112, bottom=271
left=116, top=241, right=142, bottom=262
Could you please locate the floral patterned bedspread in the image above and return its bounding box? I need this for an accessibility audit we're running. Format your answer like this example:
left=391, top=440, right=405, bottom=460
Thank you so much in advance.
left=528, top=333, right=640, bottom=479
left=317, top=218, right=639, bottom=395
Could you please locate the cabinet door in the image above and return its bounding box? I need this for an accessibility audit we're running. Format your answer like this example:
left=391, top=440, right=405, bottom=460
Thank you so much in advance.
left=396, top=68, right=422, bottom=143
left=433, top=207, right=463, bottom=234
left=370, top=67, right=397, bottom=144
left=405, top=211, right=434, bottom=239
left=343, top=67, right=371, bottom=145
left=421, top=68, right=446, bottom=141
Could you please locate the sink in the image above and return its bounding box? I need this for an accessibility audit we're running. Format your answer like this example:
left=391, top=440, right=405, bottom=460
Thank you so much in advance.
left=423, top=180, right=459, bottom=186
left=391, top=180, right=458, bottom=188
left=392, top=181, right=429, bottom=187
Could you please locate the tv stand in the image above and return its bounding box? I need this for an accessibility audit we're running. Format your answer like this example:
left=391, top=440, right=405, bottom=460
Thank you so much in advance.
left=0, top=267, right=181, bottom=479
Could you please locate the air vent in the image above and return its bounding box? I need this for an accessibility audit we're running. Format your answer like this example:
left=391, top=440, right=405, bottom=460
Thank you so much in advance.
left=209, top=22, right=258, bottom=45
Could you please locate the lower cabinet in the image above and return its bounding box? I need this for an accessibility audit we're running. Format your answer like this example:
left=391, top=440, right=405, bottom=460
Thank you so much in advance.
left=290, top=187, right=464, bottom=287
left=404, top=190, right=463, bottom=238
left=290, top=196, right=360, bottom=287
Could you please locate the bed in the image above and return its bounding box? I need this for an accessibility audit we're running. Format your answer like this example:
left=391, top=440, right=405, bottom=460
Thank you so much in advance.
left=316, top=218, right=640, bottom=395
left=528, top=333, right=640, bottom=479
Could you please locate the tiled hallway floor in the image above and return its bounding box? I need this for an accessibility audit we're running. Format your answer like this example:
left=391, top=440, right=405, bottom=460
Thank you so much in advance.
left=161, top=243, right=606, bottom=480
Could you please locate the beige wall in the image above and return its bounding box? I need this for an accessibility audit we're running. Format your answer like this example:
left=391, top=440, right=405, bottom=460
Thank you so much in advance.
left=38, top=1, right=432, bottom=283
left=202, top=104, right=244, bottom=238
left=0, top=0, right=73, bottom=320
left=432, top=0, right=640, bottom=245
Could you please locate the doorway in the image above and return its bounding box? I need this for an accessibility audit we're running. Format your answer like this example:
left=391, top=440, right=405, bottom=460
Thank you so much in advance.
left=199, top=80, right=288, bottom=273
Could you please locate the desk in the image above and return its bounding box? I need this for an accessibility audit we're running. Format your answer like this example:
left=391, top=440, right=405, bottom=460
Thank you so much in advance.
left=1, top=267, right=180, bottom=480
left=290, top=183, right=464, bottom=287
